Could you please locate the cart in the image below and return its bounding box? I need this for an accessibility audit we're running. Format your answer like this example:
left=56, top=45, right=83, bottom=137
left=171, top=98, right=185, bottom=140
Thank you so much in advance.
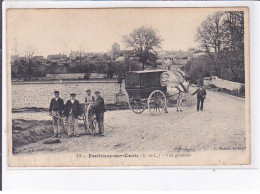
left=79, top=103, right=98, bottom=134
left=125, top=70, right=168, bottom=115
left=125, top=70, right=191, bottom=115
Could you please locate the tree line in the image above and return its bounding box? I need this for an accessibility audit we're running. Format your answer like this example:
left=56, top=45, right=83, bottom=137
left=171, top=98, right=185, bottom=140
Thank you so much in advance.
left=185, top=11, right=245, bottom=84
left=12, top=26, right=162, bottom=80
left=11, top=54, right=142, bottom=80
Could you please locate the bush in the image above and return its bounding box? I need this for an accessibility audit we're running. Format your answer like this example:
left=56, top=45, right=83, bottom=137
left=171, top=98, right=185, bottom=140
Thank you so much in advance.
left=208, top=84, right=217, bottom=89
left=239, top=85, right=245, bottom=95
left=216, top=87, right=245, bottom=98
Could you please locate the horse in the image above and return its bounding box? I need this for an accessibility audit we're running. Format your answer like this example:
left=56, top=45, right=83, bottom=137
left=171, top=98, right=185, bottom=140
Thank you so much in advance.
left=166, top=81, right=189, bottom=111
left=160, top=71, right=190, bottom=112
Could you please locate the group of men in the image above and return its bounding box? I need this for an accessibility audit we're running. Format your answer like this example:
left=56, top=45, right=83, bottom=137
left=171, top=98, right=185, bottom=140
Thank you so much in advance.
left=49, top=89, right=106, bottom=138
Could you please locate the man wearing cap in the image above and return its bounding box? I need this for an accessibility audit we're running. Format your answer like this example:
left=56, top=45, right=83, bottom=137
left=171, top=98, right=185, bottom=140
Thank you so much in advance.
left=85, top=89, right=95, bottom=103
left=63, top=93, right=80, bottom=137
left=191, top=84, right=207, bottom=111
left=93, top=91, right=106, bottom=136
left=49, top=91, right=64, bottom=138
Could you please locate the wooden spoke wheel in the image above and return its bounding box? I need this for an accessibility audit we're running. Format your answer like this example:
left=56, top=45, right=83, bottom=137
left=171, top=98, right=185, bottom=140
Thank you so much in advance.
left=148, top=90, right=166, bottom=115
left=84, top=104, right=98, bottom=134
left=128, top=99, right=146, bottom=114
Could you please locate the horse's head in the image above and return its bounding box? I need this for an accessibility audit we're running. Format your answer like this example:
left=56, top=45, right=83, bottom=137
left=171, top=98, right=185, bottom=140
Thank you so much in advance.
left=182, top=80, right=190, bottom=91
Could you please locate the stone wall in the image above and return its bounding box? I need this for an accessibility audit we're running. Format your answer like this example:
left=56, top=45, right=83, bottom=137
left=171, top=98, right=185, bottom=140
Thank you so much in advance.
left=203, top=76, right=244, bottom=91
left=12, top=81, right=128, bottom=109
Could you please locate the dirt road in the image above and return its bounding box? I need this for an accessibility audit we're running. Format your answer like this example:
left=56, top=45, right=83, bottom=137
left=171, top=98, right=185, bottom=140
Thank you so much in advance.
left=13, top=90, right=246, bottom=154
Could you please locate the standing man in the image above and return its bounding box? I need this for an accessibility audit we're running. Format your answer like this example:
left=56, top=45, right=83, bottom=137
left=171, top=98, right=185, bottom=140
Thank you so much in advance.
left=85, top=89, right=95, bottom=103
left=49, top=91, right=64, bottom=138
left=63, top=93, right=80, bottom=137
left=93, top=91, right=106, bottom=136
left=191, top=84, right=207, bottom=111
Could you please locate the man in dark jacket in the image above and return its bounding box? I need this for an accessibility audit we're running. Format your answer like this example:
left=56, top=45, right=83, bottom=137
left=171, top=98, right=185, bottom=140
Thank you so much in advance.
left=63, top=93, right=80, bottom=137
left=192, top=85, right=207, bottom=111
left=49, top=91, right=64, bottom=138
left=93, top=91, right=106, bottom=136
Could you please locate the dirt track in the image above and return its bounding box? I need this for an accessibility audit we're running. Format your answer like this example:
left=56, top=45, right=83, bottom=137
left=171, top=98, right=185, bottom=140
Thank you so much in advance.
left=13, top=89, right=246, bottom=154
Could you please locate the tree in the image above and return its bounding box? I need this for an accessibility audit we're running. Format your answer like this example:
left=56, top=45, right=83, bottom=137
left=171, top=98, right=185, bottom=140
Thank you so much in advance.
left=195, top=12, right=224, bottom=77
left=24, top=47, right=35, bottom=81
left=122, top=26, right=163, bottom=70
left=184, top=55, right=213, bottom=84
left=222, top=11, right=244, bottom=52
left=195, top=11, right=245, bottom=83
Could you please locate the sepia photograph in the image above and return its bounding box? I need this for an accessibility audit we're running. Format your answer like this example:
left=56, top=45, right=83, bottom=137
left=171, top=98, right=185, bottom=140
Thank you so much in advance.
left=6, top=7, right=250, bottom=167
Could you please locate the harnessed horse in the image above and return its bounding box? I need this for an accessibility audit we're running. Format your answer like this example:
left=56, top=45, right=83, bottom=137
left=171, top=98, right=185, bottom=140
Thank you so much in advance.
left=160, top=71, right=190, bottom=111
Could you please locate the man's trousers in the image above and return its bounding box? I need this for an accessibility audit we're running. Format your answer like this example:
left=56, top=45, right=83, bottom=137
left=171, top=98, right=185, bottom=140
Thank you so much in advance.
left=52, top=110, right=62, bottom=136
left=197, top=97, right=204, bottom=111
left=67, top=114, right=79, bottom=136
left=96, top=112, right=104, bottom=134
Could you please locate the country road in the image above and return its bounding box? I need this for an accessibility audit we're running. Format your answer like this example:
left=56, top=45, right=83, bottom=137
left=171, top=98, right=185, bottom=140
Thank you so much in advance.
left=13, top=89, right=246, bottom=154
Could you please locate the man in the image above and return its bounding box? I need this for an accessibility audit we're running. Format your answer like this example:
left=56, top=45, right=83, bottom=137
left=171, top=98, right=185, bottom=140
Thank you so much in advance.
left=93, top=91, right=106, bottom=136
left=63, top=93, right=80, bottom=137
left=49, top=91, right=64, bottom=138
left=191, top=84, right=207, bottom=111
left=85, top=89, right=95, bottom=103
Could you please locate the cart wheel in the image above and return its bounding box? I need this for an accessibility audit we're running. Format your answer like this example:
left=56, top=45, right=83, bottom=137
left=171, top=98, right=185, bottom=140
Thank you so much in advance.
left=128, top=99, right=146, bottom=114
left=62, top=118, right=67, bottom=134
left=148, top=90, right=166, bottom=115
left=85, top=104, right=97, bottom=134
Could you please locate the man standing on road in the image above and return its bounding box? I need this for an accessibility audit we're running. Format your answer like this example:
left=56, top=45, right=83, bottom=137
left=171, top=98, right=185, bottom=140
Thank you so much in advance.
left=63, top=93, right=80, bottom=137
left=49, top=91, right=64, bottom=138
left=191, top=84, right=207, bottom=111
left=93, top=91, right=106, bottom=136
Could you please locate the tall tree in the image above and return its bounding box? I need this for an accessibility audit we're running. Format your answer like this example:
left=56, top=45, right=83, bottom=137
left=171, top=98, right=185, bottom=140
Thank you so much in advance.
left=122, top=26, right=163, bottom=70
left=195, top=12, right=224, bottom=77
left=222, top=11, right=244, bottom=52
left=24, top=47, right=35, bottom=81
left=195, top=11, right=245, bottom=83
left=221, top=11, right=245, bottom=82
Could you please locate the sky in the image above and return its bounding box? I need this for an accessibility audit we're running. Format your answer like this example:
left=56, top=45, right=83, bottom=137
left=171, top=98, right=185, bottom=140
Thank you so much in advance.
left=7, top=8, right=219, bottom=57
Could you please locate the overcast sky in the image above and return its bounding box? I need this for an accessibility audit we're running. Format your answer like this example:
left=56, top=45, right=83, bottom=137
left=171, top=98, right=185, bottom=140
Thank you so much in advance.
left=7, top=8, right=218, bottom=57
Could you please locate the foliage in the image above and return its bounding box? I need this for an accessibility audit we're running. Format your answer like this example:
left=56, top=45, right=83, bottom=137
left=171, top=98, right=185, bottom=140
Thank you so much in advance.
left=122, top=26, right=163, bottom=70
left=184, top=55, right=213, bottom=84
left=194, top=11, right=245, bottom=83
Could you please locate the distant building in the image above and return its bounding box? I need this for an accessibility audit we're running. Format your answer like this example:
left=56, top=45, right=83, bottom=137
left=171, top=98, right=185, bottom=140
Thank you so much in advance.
left=69, top=51, right=89, bottom=60
left=34, top=56, right=44, bottom=60
left=158, top=49, right=198, bottom=71
left=115, top=56, right=125, bottom=62
left=111, top=42, right=120, bottom=59
left=47, top=54, right=67, bottom=60
left=112, top=42, right=120, bottom=50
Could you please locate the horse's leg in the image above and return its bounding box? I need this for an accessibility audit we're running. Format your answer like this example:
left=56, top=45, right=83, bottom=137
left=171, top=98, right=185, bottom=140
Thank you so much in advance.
left=176, top=94, right=180, bottom=111
left=179, top=93, right=183, bottom=111
left=164, top=98, right=169, bottom=113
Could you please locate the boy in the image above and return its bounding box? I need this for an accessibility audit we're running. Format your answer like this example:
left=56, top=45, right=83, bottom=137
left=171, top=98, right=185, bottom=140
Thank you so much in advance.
left=49, top=91, right=64, bottom=138
left=93, top=91, right=106, bottom=136
left=191, top=84, right=207, bottom=111
left=63, top=93, right=80, bottom=137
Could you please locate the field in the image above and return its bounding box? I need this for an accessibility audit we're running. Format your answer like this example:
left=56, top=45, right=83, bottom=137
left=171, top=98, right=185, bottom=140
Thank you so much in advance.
left=12, top=81, right=126, bottom=109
